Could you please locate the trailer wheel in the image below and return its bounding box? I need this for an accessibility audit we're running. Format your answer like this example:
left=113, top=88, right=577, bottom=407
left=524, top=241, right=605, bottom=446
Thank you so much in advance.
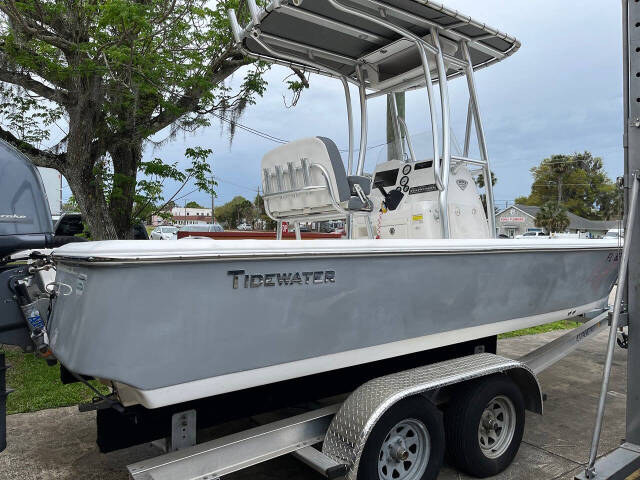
left=357, top=396, right=445, bottom=480
left=444, top=375, right=525, bottom=477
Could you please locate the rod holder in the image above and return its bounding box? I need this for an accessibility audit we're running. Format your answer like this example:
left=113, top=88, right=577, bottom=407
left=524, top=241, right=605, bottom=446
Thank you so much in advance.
left=262, top=169, right=272, bottom=194
left=227, top=9, right=242, bottom=45
left=247, top=0, right=261, bottom=25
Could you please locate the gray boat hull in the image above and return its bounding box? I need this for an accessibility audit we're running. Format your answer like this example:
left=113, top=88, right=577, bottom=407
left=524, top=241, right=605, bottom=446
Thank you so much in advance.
left=49, top=239, right=619, bottom=408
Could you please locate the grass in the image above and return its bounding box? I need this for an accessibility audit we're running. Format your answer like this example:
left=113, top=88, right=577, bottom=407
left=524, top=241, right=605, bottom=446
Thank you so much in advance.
left=498, top=319, right=581, bottom=339
left=1, top=346, right=109, bottom=415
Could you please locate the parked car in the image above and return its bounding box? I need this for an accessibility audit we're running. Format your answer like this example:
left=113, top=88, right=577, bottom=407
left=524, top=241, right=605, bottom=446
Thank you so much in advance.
left=150, top=225, right=178, bottom=240
left=515, top=231, right=548, bottom=239
left=180, top=224, right=224, bottom=233
left=56, top=213, right=149, bottom=239
left=604, top=228, right=624, bottom=239
left=53, top=213, right=84, bottom=236
left=177, top=224, right=224, bottom=239
left=237, top=223, right=253, bottom=231
left=320, top=222, right=344, bottom=233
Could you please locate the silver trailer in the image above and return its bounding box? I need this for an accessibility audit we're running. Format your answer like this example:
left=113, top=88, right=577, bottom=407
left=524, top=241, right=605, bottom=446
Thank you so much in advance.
left=124, top=310, right=614, bottom=480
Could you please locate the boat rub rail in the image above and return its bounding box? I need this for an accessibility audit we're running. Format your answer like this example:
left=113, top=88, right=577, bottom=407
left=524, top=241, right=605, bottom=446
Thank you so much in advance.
left=50, top=238, right=622, bottom=265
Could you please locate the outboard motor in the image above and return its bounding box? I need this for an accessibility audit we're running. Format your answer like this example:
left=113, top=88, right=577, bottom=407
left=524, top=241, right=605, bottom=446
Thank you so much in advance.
left=0, top=140, right=55, bottom=259
left=0, top=140, right=56, bottom=453
left=0, top=140, right=55, bottom=344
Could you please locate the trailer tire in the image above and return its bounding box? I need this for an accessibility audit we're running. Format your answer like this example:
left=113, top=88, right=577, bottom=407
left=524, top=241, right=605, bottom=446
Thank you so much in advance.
left=357, top=396, right=445, bottom=480
left=444, top=375, right=525, bottom=478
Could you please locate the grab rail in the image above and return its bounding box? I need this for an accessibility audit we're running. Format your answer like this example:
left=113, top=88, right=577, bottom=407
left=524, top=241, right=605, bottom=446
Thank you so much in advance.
left=397, top=117, right=417, bottom=164
left=326, top=0, right=449, bottom=238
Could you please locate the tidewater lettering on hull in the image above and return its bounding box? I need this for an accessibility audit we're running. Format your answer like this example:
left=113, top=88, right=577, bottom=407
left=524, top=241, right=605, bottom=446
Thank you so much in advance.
left=227, top=270, right=336, bottom=289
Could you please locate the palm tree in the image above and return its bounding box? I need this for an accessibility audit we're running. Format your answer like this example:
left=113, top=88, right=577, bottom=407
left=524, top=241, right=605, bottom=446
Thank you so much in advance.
left=475, top=172, right=497, bottom=215
left=535, top=202, right=570, bottom=233
left=550, top=161, right=571, bottom=203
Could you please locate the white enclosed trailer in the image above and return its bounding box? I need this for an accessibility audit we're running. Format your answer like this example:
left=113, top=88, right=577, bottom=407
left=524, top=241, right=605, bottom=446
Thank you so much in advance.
left=36, top=167, right=63, bottom=216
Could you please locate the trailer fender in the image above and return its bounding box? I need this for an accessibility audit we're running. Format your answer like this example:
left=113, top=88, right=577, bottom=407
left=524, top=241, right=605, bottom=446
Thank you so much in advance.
left=322, top=353, right=542, bottom=479
left=506, top=366, right=544, bottom=415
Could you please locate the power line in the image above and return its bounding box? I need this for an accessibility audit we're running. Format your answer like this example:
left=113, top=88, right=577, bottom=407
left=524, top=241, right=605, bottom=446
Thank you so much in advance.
left=213, top=175, right=260, bottom=193
left=212, top=112, right=288, bottom=144
left=212, top=112, right=390, bottom=154
left=170, top=176, right=259, bottom=205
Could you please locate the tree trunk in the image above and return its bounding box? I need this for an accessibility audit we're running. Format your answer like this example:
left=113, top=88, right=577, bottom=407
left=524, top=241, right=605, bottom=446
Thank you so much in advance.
left=558, top=177, right=563, bottom=204
left=62, top=89, right=118, bottom=240
left=109, top=141, right=142, bottom=239
left=63, top=162, right=116, bottom=240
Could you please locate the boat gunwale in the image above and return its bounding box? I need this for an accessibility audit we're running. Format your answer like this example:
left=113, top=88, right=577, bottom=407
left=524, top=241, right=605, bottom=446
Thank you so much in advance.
left=52, top=243, right=622, bottom=266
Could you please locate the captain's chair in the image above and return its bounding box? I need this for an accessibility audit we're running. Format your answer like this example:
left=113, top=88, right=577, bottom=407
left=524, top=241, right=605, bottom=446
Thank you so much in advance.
left=261, top=137, right=372, bottom=221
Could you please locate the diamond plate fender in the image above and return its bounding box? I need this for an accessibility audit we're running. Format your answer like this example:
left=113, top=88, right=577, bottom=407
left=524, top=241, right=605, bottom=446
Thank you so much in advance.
left=321, top=353, right=542, bottom=479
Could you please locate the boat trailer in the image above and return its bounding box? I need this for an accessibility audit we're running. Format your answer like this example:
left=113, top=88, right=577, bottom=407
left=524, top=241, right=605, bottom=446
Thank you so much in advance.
left=124, top=309, right=614, bottom=480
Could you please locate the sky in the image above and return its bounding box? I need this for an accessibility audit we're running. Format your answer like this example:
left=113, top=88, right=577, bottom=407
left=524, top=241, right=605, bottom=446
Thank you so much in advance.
left=69, top=0, right=624, bottom=211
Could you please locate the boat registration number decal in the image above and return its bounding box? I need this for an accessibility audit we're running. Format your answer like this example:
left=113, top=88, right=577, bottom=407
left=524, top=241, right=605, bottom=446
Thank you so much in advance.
left=607, top=252, right=620, bottom=263
left=408, top=184, right=438, bottom=195
left=227, top=270, right=336, bottom=289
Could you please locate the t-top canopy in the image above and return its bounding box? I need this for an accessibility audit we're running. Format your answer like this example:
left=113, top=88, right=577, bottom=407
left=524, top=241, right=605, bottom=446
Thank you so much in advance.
left=230, top=0, right=520, bottom=92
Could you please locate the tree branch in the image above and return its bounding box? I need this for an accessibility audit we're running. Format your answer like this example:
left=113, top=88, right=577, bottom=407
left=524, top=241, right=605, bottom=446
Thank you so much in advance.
left=290, top=68, right=310, bottom=88
left=144, top=173, right=194, bottom=219
left=144, top=52, right=250, bottom=136
left=0, top=67, right=69, bottom=105
left=0, top=2, right=75, bottom=53
left=0, top=124, right=66, bottom=168
left=0, top=42, right=71, bottom=91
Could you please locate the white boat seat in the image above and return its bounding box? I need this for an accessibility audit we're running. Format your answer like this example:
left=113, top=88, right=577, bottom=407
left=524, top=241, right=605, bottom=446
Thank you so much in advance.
left=261, top=137, right=372, bottom=221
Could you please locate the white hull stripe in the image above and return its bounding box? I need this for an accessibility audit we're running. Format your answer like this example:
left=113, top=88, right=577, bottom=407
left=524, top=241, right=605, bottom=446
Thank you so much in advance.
left=116, top=298, right=607, bottom=408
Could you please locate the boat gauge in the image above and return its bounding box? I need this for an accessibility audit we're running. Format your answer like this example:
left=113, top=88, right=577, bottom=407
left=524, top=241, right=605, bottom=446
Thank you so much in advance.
left=400, top=176, right=409, bottom=186
left=402, top=165, right=411, bottom=175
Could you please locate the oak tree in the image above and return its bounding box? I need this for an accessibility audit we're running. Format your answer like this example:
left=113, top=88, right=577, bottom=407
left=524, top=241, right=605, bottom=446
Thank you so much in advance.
left=0, top=0, right=269, bottom=238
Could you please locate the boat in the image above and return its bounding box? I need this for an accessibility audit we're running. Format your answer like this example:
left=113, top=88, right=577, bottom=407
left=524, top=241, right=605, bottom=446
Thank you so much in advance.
left=49, top=237, right=618, bottom=409
left=45, top=0, right=620, bottom=407
left=0, top=0, right=620, bottom=450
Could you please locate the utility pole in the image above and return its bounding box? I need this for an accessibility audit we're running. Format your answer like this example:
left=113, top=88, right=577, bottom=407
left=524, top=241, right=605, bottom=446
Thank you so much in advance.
left=210, top=174, right=215, bottom=224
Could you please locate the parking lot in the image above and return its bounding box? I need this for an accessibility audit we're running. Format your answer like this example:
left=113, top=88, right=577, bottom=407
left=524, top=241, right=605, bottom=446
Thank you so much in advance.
left=0, top=328, right=629, bottom=480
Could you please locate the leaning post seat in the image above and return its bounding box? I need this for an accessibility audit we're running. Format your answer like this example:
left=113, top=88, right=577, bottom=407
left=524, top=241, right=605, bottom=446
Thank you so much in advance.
left=261, top=137, right=371, bottom=222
